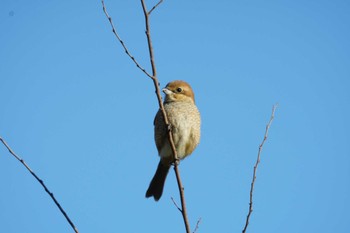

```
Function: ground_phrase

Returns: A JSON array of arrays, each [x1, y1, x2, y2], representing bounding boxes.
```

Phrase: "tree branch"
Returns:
[[172, 163, 191, 232], [0, 137, 79, 233], [242, 104, 278, 233]]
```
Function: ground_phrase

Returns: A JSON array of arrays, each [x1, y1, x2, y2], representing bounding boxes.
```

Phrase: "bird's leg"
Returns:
[[172, 158, 180, 166], [166, 123, 172, 132]]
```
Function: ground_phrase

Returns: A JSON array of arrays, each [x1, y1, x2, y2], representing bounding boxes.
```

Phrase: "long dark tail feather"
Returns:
[[146, 161, 170, 201]]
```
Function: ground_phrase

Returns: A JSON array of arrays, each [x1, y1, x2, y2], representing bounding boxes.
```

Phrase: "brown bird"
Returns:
[[146, 80, 201, 201]]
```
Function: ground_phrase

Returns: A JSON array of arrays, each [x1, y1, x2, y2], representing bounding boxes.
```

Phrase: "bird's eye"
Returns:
[[176, 87, 182, 93]]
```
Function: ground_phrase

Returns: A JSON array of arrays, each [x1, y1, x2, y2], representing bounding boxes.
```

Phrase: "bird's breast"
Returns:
[[158, 101, 201, 160]]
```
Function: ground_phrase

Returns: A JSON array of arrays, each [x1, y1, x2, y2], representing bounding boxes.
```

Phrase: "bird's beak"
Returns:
[[162, 88, 172, 95]]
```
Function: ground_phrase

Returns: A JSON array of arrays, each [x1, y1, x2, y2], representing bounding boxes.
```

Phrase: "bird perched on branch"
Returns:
[[146, 80, 201, 201]]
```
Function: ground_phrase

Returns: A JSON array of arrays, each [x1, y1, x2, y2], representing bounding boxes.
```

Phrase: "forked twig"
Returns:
[[0, 137, 79, 233], [242, 104, 278, 233]]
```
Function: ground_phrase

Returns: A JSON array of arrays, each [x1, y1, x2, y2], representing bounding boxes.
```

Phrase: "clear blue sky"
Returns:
[[1, 1, 349, 233]]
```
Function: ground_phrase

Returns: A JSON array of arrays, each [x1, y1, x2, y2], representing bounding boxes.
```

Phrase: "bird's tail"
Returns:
[[145, 161, 170, 201]]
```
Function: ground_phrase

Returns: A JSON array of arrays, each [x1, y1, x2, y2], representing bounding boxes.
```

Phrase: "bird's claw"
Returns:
[[167, 123, 172, 132]]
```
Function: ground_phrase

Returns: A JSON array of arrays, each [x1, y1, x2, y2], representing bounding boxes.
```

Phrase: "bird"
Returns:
[[146, 80, 201, 201]]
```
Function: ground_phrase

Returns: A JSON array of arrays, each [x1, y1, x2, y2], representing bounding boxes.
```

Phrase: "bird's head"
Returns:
[[162, 80, 195, 104]]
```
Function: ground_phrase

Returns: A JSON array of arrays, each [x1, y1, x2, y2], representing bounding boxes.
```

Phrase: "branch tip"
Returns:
[[242, 104, 277, 233]]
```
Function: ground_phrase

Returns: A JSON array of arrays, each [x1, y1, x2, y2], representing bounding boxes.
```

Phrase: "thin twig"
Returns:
[[101, 0, 153, 79], [0, 137, 79, 233], [192, 217, 202, 233], [171, 197, 182, 212], [242, 104, 277, 233], [148, 0, 164, 15]]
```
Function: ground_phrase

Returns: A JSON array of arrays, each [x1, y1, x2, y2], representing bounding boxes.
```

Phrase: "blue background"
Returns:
[[1, 1, 349, 232]]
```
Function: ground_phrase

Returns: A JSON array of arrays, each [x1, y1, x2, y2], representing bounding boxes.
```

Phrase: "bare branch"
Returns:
[[0, 137, 79, 233], [140, 0, 158, 81], [242, 104, 278, 233], [148, 0, 164, 15], [173, 163, 191, 232], [192, 217, 202, 233], [101, 0, 153, 79]]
